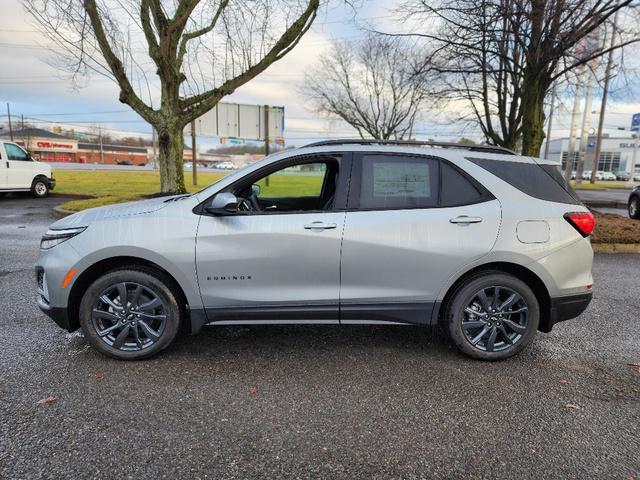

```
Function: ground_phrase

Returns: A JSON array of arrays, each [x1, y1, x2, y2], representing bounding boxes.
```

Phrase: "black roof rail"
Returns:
[[301, 139, 517, 155]]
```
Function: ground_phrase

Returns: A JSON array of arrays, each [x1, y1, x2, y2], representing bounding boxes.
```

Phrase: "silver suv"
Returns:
[[36, 140, 594, 361]]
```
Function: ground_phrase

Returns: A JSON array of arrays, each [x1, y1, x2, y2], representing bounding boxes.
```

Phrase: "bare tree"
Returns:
[[300, 34, 433, 140], [394, 0, 639, 156], [24, 0, 320, 193]]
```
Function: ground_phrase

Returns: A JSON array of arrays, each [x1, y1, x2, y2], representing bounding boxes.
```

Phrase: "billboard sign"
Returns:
[[190, 102, 284, 140], [631, 113, 640, 132]]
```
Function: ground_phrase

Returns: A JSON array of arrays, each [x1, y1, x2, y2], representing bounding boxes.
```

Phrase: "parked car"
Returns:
[[582, 170, 592, 180], [0, 141, 55, 197], [116, 160, 133, 166], [634, 172, 640, 182], [36, 140, 594, 361], [629, 186, 640, 219], [214, 161, 236, 170], [599, 171, 617, 181], [615, 171, 631, 181], [570, 171, 577, 180]]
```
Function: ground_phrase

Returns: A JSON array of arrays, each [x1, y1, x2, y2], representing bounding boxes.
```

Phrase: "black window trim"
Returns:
[[347, 151, 495, 212], [194, 152, 353, 216]]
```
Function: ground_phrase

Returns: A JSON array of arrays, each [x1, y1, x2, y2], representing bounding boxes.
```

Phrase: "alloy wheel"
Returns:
[[461, 286, 529, 353], [630, 199, 638, 217], [91, 282, 167, 351]]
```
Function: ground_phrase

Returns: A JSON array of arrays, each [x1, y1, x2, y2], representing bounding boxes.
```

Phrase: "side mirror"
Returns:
[[205, 192, 239, 215], [251, 184, 260, 196]]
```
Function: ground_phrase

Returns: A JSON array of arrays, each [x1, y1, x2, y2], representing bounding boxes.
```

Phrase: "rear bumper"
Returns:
[[543, 291, 593, 332]]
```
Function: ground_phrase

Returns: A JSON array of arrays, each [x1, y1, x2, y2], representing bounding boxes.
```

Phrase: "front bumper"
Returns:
[[47, 177, 56, 191], [543, 291, 593, 332], [37, 292, 72, 331]]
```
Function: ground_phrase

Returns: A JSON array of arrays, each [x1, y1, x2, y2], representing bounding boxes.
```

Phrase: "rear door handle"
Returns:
[[449, 215, 483, 225], [304, 221, 337, 230]]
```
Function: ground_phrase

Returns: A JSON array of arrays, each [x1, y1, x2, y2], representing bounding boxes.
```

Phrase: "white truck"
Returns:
[[0, 141, 55, 197]]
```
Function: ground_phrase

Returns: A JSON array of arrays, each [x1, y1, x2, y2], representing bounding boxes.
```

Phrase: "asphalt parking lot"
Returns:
[[1, 194, 639, 479]]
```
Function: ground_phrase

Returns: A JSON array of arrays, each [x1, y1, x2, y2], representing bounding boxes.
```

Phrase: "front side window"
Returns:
[[359, 155, 439, 209], [4, 143, 30, 161], [231, 157, 340, 213]]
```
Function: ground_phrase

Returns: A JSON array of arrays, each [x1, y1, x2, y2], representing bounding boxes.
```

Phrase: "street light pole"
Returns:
[[591, 8, 620, 184]]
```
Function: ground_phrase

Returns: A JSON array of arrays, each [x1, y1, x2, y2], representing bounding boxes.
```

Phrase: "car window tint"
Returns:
[[441, 161, 484, 207], [255, 162, 327, 198], [360, 155, 439, 209], [5, 143, 30, 161], [466, 157, 581, 205]]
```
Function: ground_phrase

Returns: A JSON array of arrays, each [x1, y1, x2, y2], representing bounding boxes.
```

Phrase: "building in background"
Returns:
[[0, 128, 79, 162], [546, 135, 639, 173]]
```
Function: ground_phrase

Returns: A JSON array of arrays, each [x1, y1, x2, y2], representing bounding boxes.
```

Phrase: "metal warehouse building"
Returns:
[[545, 135, 639, 174]]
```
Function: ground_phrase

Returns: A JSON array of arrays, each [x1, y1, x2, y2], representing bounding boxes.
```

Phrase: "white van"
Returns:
[[0, 141, 55, 197]]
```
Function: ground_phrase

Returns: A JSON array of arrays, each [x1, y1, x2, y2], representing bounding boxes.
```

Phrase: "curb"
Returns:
[[592, 243, 640, 253], [585, 200, 628, 209], [52, 205, 76, 218]]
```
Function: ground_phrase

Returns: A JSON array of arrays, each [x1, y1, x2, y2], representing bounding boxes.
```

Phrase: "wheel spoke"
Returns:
[[502, 319, 527, 335], [462, 320, 486, 330], [130, 285, 143, 308], [476, 290, 491, 312], [138, 297, 161, 311], [464, 307, 486, 317], [112, 325, 130, 349], [498, 325, 514, 344], [138, 320, 160, 341], [92, 309, 119, 322], [486, 327, 498, 352], [136, 312, 167, 321], [116, 283, 128, 307], [471, 326, 491, 345], [133, 324, 143, 349], [492, 287, 500, 309], [505, 307, 528, 315], [99, 294, 120, 311], [498, 293, 521, 312], [97, 323, 122, 337]]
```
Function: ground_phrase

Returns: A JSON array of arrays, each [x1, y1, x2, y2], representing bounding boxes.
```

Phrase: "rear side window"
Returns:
[[359, 154, 439, 209], [466, 157, 581, 205], [441, 162, 485, 207]]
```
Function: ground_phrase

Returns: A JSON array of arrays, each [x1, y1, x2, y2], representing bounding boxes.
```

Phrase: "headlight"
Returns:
[[40, 227, 87, 249]]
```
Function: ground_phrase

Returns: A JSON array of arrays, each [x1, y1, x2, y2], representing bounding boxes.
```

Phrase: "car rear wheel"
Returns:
[[629, 197, 640, 219], [31, 178, 49, 198], [445, 272, 540, 361], [79, 269, 181, 360]]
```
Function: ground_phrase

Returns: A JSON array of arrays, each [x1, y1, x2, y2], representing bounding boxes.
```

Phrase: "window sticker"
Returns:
[[372, 162, 430, 197]]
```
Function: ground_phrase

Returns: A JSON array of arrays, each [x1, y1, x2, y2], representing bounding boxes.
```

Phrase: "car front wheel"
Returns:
[[79, 268, 181, 360], [445, 272, 540, 361], [629, 197, 640, 219], [31, 178, 49, 198]]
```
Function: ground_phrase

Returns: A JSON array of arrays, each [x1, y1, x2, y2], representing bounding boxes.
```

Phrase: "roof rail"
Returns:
[[302, 139, 517, 155]]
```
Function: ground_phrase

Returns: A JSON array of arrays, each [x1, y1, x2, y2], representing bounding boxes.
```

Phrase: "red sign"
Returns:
[[36, 141, 73, 149]]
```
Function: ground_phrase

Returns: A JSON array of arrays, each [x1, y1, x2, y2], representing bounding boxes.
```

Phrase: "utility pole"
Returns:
[[564, 65, 586, 182], [591, 8, 620, 184], [191, 120, 198, 186], [264, 105, 270, 187], [6, 103, 14, 141], [98, 126, 104, 164], [544, 83, 557, 160], [576, 66, 596, 184]]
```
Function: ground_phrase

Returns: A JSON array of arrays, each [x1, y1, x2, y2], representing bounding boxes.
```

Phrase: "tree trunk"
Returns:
[[157, 126, 187, 194], [520, 73, 547, 157]]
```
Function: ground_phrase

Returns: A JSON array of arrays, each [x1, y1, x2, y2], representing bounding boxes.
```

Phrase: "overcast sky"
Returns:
[[1, 0, 638, 149]]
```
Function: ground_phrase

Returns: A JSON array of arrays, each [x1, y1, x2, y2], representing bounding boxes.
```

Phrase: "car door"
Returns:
[[339, 153, 501, 325], [195, 153, 351, 323], [4, 142, 35, 189]]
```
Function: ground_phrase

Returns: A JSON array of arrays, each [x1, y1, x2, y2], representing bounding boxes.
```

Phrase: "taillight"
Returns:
[[564, 212, 595, 237]]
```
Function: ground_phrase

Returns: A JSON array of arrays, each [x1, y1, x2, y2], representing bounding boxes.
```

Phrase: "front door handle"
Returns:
[[304, 221, 337, 230], [449, 215, 483, 225]]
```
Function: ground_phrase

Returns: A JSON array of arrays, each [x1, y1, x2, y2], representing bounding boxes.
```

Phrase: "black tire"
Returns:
[[31, 177, 49, 198], [445, 271, 539, 361], [629, 196, 640, 219], [79, 268, 181, 360]]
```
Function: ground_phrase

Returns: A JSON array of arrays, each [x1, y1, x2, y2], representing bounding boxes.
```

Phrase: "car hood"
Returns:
[[50, 196, 177, 229]]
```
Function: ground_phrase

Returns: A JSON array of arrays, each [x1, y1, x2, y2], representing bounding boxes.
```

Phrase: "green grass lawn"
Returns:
[[570, 180, 636, 190], [53, 169, 325, 212]]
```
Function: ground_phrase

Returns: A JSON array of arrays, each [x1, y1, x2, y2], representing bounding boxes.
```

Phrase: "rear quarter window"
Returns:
[[466, 157, 581, 205]]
